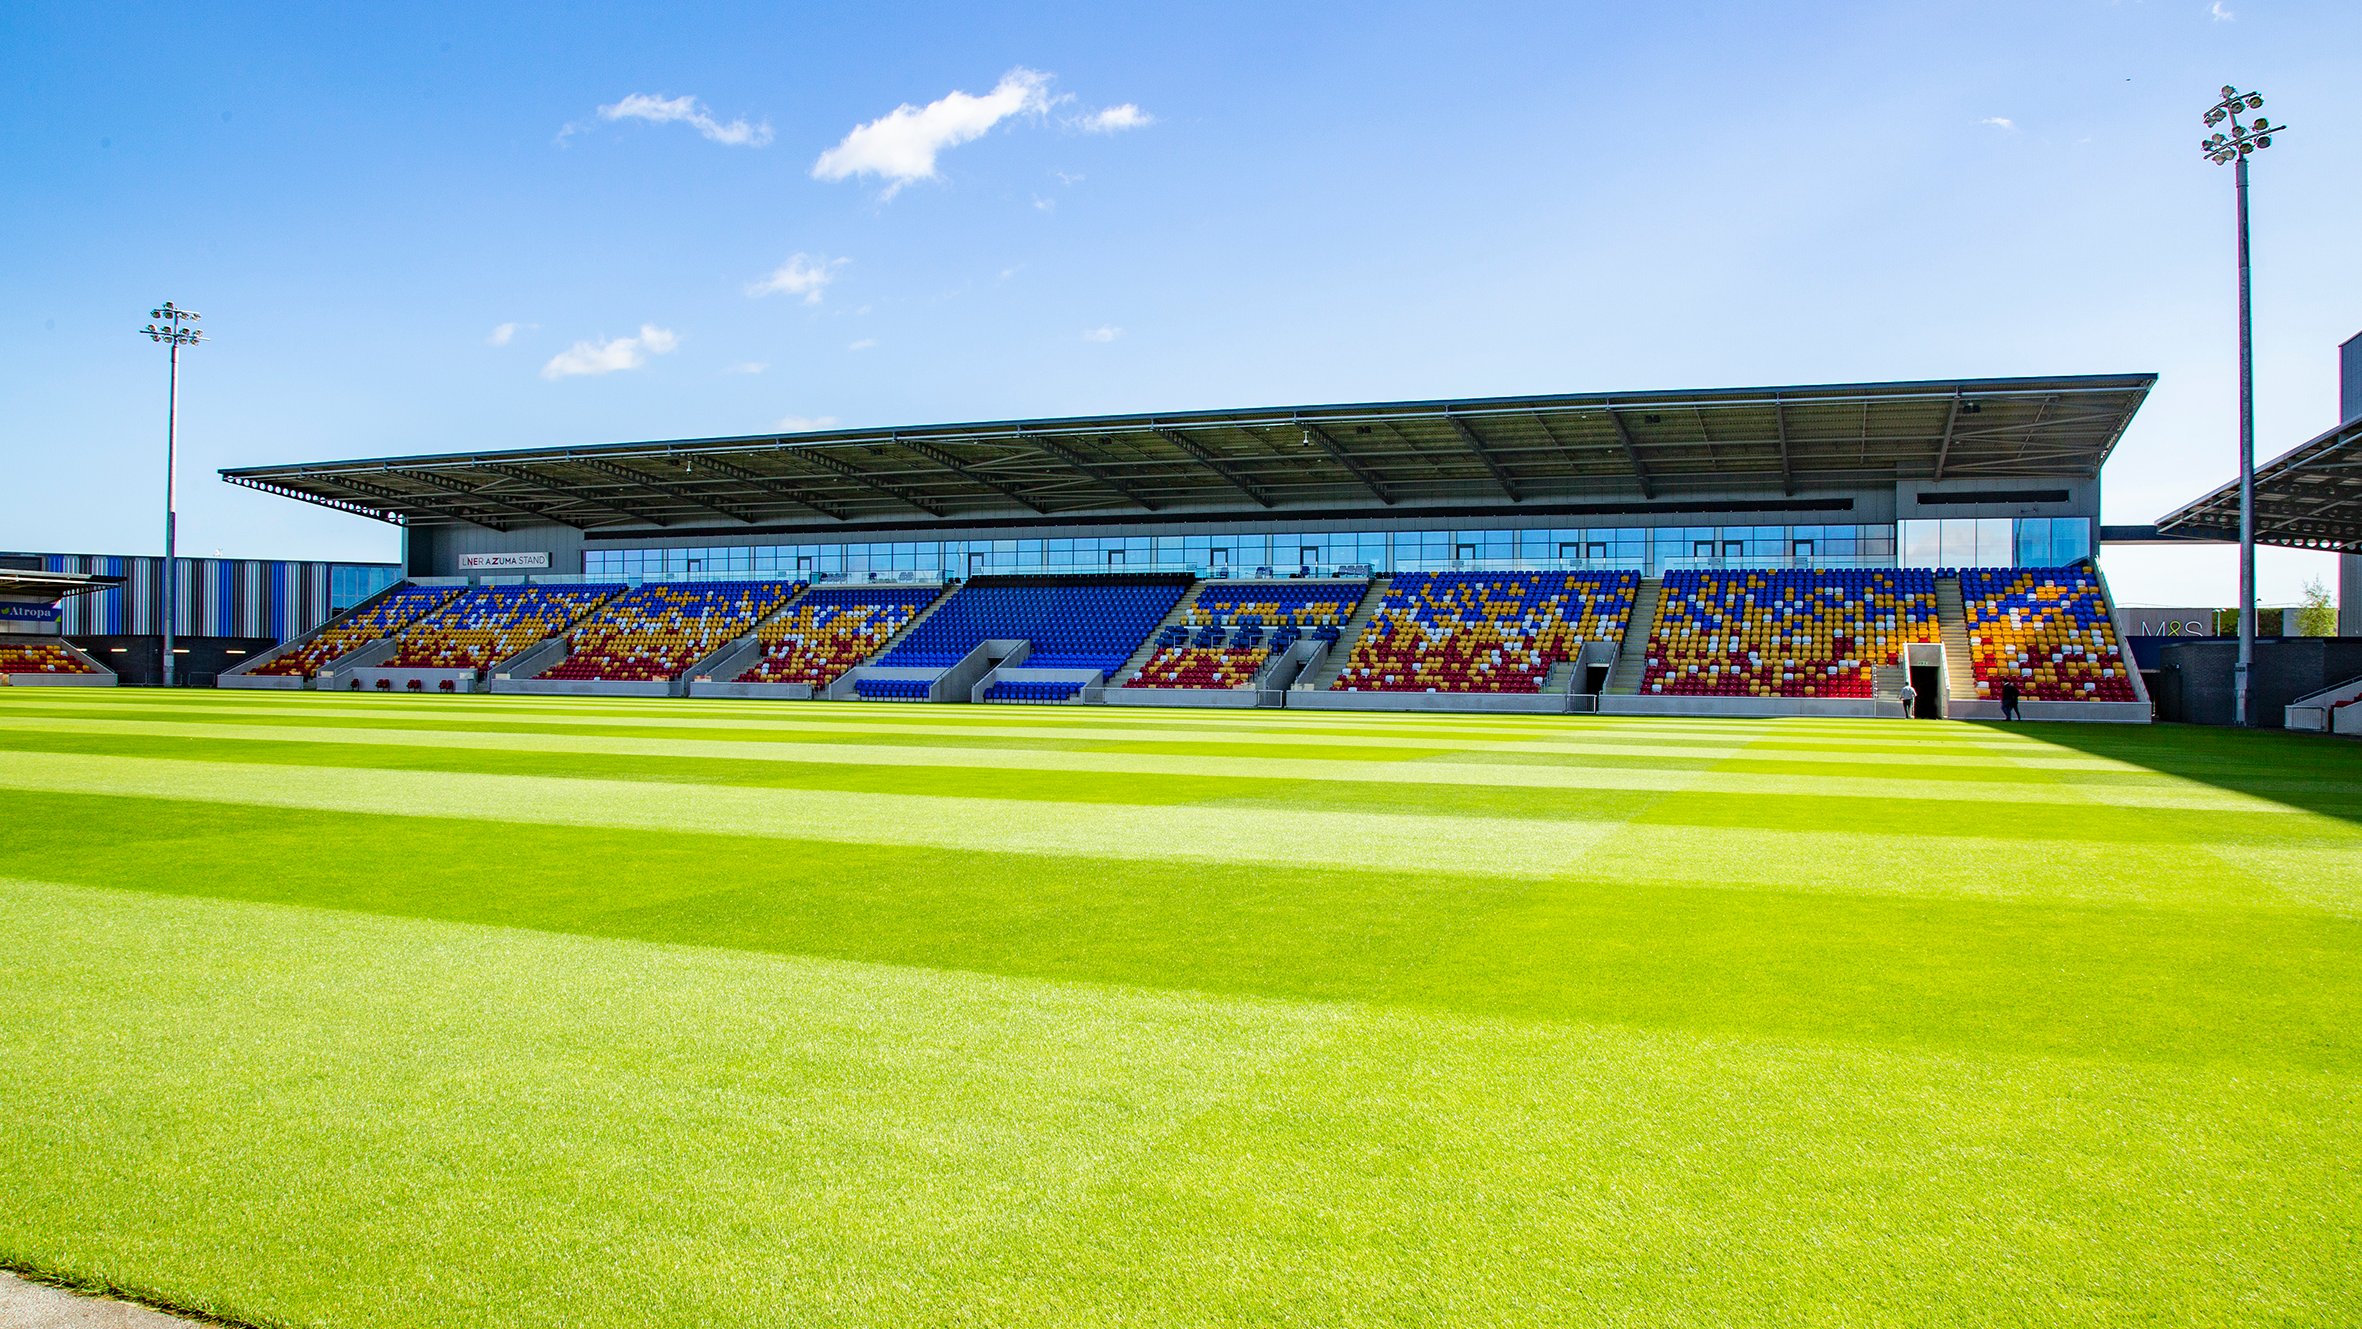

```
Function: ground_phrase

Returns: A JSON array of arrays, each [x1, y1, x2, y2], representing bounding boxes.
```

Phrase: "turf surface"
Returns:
[[0, 689, 2355, 1326]]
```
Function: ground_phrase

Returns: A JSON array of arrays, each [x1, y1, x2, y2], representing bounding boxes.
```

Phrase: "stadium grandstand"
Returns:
[[2, 551, 397, 685], [219, 374, 2162, 718], [0, 566, 121, 687]]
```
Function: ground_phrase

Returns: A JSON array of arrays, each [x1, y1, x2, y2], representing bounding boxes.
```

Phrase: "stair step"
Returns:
[[1604, 578, 1661, 695], [1301, 577, 1390, 690], [1933, 576, 1980, 699]]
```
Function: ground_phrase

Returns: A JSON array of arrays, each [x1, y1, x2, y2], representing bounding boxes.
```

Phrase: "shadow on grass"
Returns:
[[1976, 719, 2362, 827]]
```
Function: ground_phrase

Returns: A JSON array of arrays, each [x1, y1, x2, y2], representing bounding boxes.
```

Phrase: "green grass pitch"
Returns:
[[0, 688, 2355, 1326]]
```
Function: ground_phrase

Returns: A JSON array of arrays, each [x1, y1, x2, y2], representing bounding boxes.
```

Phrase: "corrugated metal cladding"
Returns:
[[27, 553, 400, 640]]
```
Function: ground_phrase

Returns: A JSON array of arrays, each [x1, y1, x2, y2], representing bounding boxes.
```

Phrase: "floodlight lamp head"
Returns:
[[2246, 93, 2263, 110], [2221, 84, 2238, 99]]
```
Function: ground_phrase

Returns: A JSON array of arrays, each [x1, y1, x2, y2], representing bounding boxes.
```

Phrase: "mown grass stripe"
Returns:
[[0, 692, 2073, 756], [0, 708, 2139, 773], [0, 714, 2307, 816], [0, 749, 1628, 878], [9, 727, 2332, 854], [0, 710, 2164, 780], [0, 691, 2354, 1328]]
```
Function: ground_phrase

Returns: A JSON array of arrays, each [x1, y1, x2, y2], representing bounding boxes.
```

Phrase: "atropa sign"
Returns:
[[457, 552, 552, 570], [0, 602, 60, 623]]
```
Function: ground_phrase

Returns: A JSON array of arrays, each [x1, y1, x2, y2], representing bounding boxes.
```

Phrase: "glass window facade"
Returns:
[[1896, 517, 2091, 569], [329, 563, 401, 611], [583, 523, 1920, 579]]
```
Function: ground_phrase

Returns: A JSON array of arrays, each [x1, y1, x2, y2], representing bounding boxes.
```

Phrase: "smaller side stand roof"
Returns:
[[2155, 415, 2362, 552]]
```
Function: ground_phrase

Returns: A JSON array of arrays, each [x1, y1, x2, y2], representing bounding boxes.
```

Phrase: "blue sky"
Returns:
[[3, 1, 2356, 604]]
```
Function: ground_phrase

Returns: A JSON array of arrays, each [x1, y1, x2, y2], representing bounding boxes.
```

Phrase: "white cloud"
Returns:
[[1979, 116, 2016, 131], [777, 414, 840, 432], [596, 93, 772, 146], [748, 253, 847, 303], [1081, 325, 1122, 343], [540, 325, 680, 380], [812, 68, 1054, 196], [1053, 170, 1085, 186], [725, 361, 767, 375], [1077, 104, 1152, 134], [847, 338, 877, 351], [486, 321, 533, 346], [1032, 195, 1055, 212], [2209, 1, 2234, 19]]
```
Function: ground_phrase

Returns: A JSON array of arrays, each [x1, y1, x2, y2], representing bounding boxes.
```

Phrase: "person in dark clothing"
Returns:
[[2000, 680, 2021, 721]]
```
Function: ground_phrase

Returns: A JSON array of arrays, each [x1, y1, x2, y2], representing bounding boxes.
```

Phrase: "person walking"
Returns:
[[2001, 679, 2022, 722], [1898, 680, 1918, 719]]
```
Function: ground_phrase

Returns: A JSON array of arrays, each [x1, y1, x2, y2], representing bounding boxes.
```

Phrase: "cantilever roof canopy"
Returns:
[[223, 374, 2154, 536], [0, 570, 125, 601], [2155, 414, 2362, 553]]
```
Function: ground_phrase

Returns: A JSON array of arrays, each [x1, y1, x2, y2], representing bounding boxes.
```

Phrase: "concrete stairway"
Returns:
[[1108, 582, 1211, 687], [1298, 576, 1392, 691], [676, 583, 814, 684], [1603, 578, 1662, 695], [1871, 663, 1907, 700], [1933, 576, 1979, 700]]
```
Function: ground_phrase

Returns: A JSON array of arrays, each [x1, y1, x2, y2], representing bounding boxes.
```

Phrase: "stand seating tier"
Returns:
[[0, 641, 98, 674], [1134, 581, 1365, 689], [1960, 563, 2136, 701], [1642, 569, 1938, 698], [1334, 571, 1636, 693], [545, 580, 799, 682], [249, 585, 458, 677], [736, 586, 939, 686], [875, 578, 1189, 674], [384, 584, 621, 674]]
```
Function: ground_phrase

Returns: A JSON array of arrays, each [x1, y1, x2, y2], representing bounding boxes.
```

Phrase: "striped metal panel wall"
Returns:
[[22, 552, 399, 641]]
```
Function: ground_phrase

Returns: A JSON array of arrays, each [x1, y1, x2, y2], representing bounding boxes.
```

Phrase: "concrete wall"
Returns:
[[1105, 687, 1265, 708], [406, 523, 588, 577], [2155, 637, 2362, 726], [1289, 690, 1579, 715], [1601, 694, 1891, 719]]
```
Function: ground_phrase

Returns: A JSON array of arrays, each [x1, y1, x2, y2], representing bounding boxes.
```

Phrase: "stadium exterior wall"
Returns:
[[8, 550, 400, 639], [398, 473, 2101, 581]]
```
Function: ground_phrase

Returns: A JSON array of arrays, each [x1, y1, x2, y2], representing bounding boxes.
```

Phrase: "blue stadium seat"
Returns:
[[875, 577, 1189, 675]]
